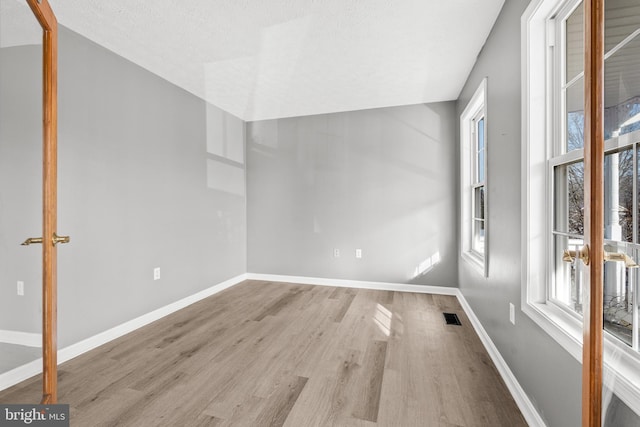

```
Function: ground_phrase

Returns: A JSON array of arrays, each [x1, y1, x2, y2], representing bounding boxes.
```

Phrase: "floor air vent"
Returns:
[[443, 312, 461, 325]]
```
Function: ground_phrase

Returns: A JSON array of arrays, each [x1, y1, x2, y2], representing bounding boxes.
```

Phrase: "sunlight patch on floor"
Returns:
[[374, 303, 392, 336]]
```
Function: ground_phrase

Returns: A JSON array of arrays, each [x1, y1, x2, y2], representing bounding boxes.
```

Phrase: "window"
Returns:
[[461, 78, 488, 275], [523, 0, 640, 413], [472, 114, 486, 255]]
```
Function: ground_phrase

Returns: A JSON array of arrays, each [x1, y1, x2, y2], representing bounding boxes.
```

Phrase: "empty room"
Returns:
[[1, 0, 640, 426]]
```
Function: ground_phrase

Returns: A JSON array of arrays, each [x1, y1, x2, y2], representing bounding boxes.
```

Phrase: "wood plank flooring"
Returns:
[[0, 281, 527, 426]]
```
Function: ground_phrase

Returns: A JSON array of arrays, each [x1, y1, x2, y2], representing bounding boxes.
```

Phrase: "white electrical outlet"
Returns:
[[355, 249, 362, 259], [509, 303, 515, 325], [333, 248, 340, 258], [17, 281, 24, 296], [154, 268, 161, 280]]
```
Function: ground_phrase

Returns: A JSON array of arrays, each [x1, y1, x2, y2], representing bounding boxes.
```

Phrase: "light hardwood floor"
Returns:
[[0, 281, 527, 426]]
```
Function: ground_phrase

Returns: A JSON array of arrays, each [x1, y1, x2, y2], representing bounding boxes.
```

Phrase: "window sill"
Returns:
[[461, 251, 486, 277], [523, 300, 640, 416]]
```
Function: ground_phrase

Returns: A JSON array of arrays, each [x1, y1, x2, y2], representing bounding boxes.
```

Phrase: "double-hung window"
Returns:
[[461, 79, 488, 275], [523, 0, 640, 413], [472, 113, 486, 256]]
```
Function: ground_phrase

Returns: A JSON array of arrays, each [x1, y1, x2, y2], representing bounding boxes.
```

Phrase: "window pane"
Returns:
[[477, 117, 485, 151], [553, 233, 584, 314], [472, 183, 485, 254], [605, 0, 640, 55], [477, 117, 485, 182], [638, 147, 640, 243], [566, 1, 584, 83], [566, 76, 585, 151], [603, 242, 636, 347], [604, 149, 634, 242], [473, 219, 485, 254], [554, 162, 584, 235], [478, 148, 485, 183], [604, 33, 640, 139], [474, 186, 485, 220]]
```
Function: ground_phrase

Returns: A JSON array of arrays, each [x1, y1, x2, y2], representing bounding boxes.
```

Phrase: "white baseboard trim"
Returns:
[[0, 358, 43, 392], [246, 273, 459, 296], [0, 273, 247, 392], [0, 330, 42, 348], [456, 292, 547, 427]]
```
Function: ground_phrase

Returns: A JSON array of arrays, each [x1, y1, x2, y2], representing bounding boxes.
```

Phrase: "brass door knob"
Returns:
[[604, 251, 638, 268], [562, 245, 590, 266], [52, 233, 70, 246], [21, 233, 70, 246], [562, 244, 638, 268], [21, 237, 43, 246]]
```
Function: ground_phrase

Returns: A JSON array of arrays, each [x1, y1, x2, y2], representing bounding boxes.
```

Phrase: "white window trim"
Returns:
[[521, 0, 640, 415], [461, 78, 489, 277]]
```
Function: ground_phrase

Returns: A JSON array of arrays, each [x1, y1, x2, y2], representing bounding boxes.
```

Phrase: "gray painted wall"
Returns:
[[0, 27, 246, 349], [456, 1, 639, 425], [247, 103, 457, 286], [0, 44, 43, 335]]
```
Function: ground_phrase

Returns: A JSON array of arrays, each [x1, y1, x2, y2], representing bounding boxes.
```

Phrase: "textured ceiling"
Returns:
[[0, 0, 42, 48], [5, 0, 505, 121]]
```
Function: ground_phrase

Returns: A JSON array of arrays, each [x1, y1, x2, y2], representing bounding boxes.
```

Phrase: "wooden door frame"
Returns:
[[582, 0, 605, 425], [24, 0, 59, 405]]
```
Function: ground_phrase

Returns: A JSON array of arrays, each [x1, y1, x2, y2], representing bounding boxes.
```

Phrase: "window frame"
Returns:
[[547, 0, 586, 319], [522, 0, 640, 414], [461, 78, 489, 276], [471, 112, 486, 256]]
